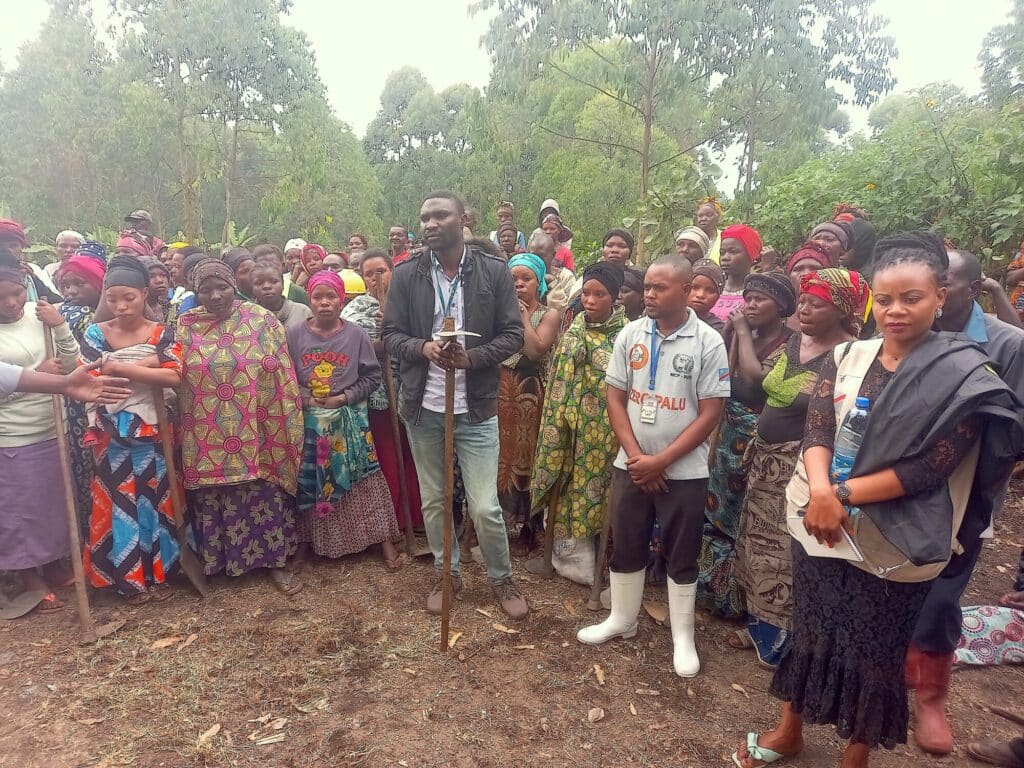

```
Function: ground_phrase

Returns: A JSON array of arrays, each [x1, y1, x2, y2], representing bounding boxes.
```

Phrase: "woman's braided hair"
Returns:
[[873, 230, 949, 284]]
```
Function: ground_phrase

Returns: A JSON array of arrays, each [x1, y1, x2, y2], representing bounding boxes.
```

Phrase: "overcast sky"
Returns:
[[0, 0, 1014, 138]]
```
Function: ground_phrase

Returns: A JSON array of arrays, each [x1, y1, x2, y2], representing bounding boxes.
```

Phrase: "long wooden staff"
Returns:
[[153, 388, 208, 596], [371, 280, 421, 556], [587, 493, 613, 611], [539, 477, 564, 579], [440, 317, 457, 653], [43, 327, 96, 642]]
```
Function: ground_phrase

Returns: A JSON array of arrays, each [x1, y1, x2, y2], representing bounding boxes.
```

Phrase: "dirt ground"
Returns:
[[1, 488, 1022, 768]]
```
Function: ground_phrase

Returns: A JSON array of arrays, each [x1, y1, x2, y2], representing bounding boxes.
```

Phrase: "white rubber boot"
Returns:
[[577, 570, 644, 645], [668, 578, 700, 677]]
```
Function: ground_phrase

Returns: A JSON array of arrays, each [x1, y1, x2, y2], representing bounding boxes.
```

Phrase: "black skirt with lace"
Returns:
[[769, 542, 929, 748]]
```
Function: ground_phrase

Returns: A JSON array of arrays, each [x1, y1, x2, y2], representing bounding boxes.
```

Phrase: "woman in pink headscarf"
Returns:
[[286, 270, 404, 569], [57, 241, 108, 529], [294, 243, 327, 289]]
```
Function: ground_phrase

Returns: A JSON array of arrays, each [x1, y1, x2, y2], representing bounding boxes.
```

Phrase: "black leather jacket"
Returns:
[[381, 245, 524, 423]]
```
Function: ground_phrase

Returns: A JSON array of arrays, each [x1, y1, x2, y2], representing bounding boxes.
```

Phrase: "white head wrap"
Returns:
[[56, 230, 85, 244], [284, 238, 307, 252]]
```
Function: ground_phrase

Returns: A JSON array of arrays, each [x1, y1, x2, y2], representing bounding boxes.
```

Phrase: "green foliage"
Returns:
[[750, 86, 1024, 267]]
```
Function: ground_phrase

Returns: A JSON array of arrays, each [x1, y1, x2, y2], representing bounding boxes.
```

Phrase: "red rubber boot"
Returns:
[[913, 650, 955, 755]]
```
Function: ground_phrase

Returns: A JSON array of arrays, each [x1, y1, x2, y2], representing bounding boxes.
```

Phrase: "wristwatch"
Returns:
[[834, 482, 852, 506]]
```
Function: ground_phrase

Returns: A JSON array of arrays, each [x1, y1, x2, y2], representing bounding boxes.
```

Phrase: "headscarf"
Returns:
[[74, 241, 108, 264], [833, 203, 869, 223], [720, 224, 763, 261], [621, 266, 645, 294], [582, 261, 624, 299], [603, 228, 635, 253], [192, 258, 236, 291], [58, 254, 106, 293], [223, 247, 254, 273], [698, 196, 725, 215], [799, 268, 862, 323], [116, 233, 151, 257], [301, 243, 327, 273], [0, 264, 25, 284], [104, 255, 149, 290], [498, 201, 515, 215], [785, 240, 834, 272], [285, 238, 307, 252], [848, 218, 878, 271], [497, 221, 518, 238], [542, 213, 573, 244], [508, 253, 548, 298], [674, 226, 711, 256], [0, 219, 28, 248], [141, 256, 170, 278], [307, 268, 346, 298], [56, 230, 84, 246], [182, 250, 212, 278], [744, 271, 797, 317], [810, 221, 852, 251], [167, 241, 190, 252], [692, 258, 725, 291]]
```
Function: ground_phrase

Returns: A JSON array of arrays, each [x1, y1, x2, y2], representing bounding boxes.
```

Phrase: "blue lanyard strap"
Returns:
[[432, 253, 463, 317], [648, 317, 689, 391]]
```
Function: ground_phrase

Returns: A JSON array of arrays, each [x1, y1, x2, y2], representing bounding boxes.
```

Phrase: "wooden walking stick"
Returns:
[[42, 326, 97, 643], [539, 477, 563, 579], [372, 281, 428, 557], [587, 500, 613, 611], [153, 388, 208, 596], [439, 317, 457, 653]]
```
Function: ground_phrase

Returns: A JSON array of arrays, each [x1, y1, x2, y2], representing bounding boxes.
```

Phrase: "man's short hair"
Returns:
[[423, 190, 465, 215]]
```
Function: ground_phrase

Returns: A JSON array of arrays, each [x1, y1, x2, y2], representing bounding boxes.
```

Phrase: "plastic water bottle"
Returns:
[[830, 396, 870, 486]]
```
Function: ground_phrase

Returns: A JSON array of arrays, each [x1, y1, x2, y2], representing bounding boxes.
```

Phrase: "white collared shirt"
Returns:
[[422, 247, 469, 414]]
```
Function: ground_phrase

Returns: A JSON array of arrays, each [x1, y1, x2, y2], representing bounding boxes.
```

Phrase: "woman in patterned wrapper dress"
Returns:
[[497, 253, 559, 556], [287, 269, 403, 569], [56, 241, 108, 533], [80, 257, 183, 605], [176, 258, 305, 596], [732, 268, 860, 665], [698, 271, 794, 618], [530, 262, 625, 583]]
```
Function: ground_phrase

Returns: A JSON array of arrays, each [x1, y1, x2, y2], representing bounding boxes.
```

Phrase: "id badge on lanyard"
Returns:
[[641, 320, 661, 424]]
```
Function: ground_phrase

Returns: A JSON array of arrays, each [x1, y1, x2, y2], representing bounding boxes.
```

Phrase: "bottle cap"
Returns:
[[855, 396, 870, 409]]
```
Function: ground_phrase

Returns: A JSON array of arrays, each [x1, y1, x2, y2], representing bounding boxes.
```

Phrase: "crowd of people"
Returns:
[[2, 192, 1024, 768]]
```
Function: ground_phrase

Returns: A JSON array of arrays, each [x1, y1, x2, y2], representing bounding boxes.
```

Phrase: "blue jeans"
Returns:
[[405, 412, 512, 585]]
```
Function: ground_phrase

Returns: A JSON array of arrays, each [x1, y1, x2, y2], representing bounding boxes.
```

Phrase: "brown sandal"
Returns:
[[35, 593, 65, 613], [384, 552, 409, 571], [149, 584, 175, 602], [270, 569, 303, 596], [125, 591, 151, 607], [728, 629, 754, 650]]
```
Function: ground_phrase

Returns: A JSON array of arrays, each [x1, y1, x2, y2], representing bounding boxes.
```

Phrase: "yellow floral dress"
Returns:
[[530, 307, 626, 539]]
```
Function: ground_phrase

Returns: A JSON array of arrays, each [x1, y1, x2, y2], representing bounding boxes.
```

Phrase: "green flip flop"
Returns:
[[732, 733, 787, 767]]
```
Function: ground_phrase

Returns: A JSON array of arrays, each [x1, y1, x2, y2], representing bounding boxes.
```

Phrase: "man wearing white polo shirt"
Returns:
[[577, 253, 729, 679]]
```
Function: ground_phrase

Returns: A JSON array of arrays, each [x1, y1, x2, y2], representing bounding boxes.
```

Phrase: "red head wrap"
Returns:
[[0, 219, 28, 248], [306, 269, 346, 299], [720, 224, 763, 261], [116, 234, 151, 257], [799, 268, 863, 322], [58, 255, 106, 294], [786, 240, 834, 273]]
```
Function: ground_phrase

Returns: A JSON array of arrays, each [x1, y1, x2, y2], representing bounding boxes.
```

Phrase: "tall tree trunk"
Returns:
[[637, 43, 659, 266], [171, 46, 200, 241], [743, 117, 756, 196], [222, 120, 239, 245]]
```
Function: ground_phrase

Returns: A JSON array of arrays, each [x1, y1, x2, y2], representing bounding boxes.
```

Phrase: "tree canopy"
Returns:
[[2, 0, 1024, 268]]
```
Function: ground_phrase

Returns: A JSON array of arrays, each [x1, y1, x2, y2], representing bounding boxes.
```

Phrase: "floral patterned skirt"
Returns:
[[188, 479, 297, 576]]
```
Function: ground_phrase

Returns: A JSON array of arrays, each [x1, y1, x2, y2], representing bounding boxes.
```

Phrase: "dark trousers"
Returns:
[[913, 531, 986, 653], [608, 469, 706, 584]]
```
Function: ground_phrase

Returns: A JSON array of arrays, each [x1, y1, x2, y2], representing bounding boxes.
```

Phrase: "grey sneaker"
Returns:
[[426, 575, 463, 615], [493, 580, 529, 619]]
